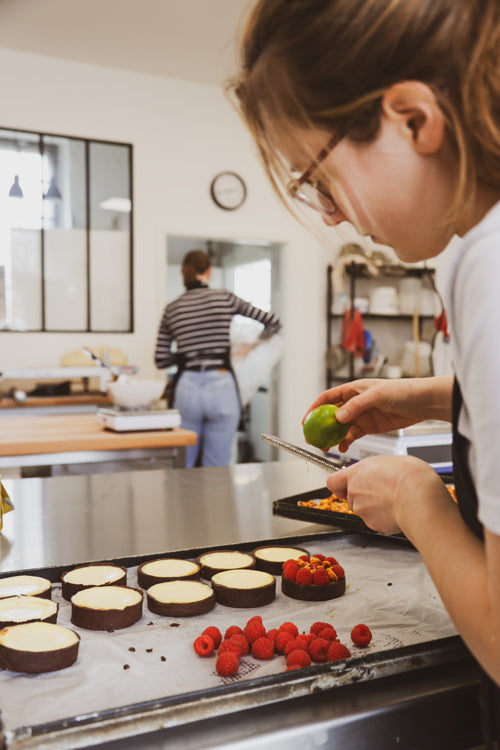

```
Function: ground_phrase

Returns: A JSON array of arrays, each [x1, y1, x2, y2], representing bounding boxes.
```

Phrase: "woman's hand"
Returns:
[[303, 376, 453, 452], [326, 454, 450, 536]]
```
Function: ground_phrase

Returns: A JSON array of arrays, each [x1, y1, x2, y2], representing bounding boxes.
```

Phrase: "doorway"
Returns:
[[166, 234, 283, 463]]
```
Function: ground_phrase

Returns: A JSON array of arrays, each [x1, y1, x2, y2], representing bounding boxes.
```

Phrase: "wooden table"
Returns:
[[0, 413, 197, 476]]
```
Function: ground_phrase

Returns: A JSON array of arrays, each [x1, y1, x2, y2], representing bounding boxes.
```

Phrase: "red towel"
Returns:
[[341, 309, 366, 357]]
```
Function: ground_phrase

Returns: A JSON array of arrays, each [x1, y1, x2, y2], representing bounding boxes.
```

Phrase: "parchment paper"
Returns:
[[0, 534, 457, 737]]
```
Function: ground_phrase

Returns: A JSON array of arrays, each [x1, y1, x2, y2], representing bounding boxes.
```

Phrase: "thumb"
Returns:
[[326, 469, 349, 499]]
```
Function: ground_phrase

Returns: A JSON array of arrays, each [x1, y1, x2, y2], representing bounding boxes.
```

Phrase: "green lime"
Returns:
[[303, 404, 350, 450]]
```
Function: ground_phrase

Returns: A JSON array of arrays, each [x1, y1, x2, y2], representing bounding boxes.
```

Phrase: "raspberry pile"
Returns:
[[192, 617, 372, 676], [282, 554, 345, 585]]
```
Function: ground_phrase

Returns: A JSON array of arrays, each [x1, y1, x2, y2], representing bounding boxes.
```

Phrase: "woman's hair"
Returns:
[[182, 249, 211, 289], [228, 0, 500, 225]]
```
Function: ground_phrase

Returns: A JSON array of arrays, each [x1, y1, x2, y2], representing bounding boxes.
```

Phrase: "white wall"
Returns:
[[0, 48, 348, 445]]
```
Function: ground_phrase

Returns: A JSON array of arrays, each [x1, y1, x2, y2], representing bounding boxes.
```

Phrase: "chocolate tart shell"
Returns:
[[146, 589, 215, 617], [0, 630, 80, 674], [0, 598, 59, 628], [252, 545, 310, 576], [211, 577, 276, 608], [70, 587, 143, 631], [281, 576, 346, 601], [0, 576, 52, 600], [61, 563, 127, 601], [137, 559, 201, 590], [196, 550, 255, 580]]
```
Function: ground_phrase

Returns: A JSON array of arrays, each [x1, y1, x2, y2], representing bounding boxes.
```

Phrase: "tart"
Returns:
[[0, 622, 80, 673], [71, 585, 143, 630], [147, 580, 215, 617], [137, 558, 200, 589], [0, 574, 52, 600], [252, 545, 309, 575], [281, 554, 346, 601], [0, 595, 58, 628], [197, 550, 255, 580], [61, 563, 127, 601], [211, 569, 276, 608]]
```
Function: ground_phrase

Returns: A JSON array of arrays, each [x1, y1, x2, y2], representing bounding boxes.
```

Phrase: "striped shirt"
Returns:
[[155, 284, 282, 370]]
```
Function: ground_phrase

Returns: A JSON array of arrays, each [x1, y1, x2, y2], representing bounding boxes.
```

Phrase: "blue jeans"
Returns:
[[174, 369, 241, 467]]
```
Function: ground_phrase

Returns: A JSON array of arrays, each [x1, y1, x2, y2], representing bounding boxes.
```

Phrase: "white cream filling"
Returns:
[[63, 565, 124, 586], [71, 586, 142, 610], [0, 575, 51, 599], [149, 580, 213, 604], [0, 622, 78, 652], [254, 547, 305, 563], [0, 596, 57, 623], [212, 570, 274, 589], [141, 559, 198, 578], [199, 552, 253, 569]]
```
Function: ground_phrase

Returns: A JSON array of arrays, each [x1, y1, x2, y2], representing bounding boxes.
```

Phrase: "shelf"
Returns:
[[329, 313, 436, 320]]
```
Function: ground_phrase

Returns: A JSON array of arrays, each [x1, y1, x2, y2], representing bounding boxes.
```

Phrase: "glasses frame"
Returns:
[[286, 128, 346, 212]]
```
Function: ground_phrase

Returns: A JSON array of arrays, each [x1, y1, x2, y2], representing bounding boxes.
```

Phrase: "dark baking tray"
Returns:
[[272, 472, 455, 543]]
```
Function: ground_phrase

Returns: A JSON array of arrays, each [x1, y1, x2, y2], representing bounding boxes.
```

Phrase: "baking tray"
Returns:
[[0, 529, 466, 750], [272, 473, 455, 541]]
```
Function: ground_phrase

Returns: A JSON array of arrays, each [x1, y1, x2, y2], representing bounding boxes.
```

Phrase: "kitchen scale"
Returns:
[[327, 420, 453, 473], [97, 408, 181, 432]]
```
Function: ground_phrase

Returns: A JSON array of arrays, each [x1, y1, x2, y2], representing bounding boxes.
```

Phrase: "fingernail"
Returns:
[[336, 409, 346, 421]]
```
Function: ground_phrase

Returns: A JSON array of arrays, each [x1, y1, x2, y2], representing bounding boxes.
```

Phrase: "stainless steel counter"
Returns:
[[0, 462, 484, 750]]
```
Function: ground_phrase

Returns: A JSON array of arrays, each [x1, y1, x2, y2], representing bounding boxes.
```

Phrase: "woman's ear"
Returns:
[[382, 82, 446, 154]]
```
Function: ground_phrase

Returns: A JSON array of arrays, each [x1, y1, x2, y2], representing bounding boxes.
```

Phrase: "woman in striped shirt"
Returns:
[[155, 249, 281, 467]]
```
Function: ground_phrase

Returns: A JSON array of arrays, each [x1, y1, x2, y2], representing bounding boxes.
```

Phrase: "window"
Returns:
[[0, 128, 133, 332]]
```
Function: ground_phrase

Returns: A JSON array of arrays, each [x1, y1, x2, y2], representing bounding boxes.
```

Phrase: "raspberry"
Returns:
[[224, 625, 243, 640], [286, 649, 311, 668], [286, 664, 302, 671], [309, 638, 329, 663], [317, 626, 337, 641], [325, 557, 338, 565], [243, 620, 267, 644], [279, 622, 299, 637], [302, 633, 316, 647], [216, 651, 239, 676], [275, 630, 295, 654], [312, 568, 330, 585], [351, 624, 372, 647], [312, 553, 326, 562], [310, 621, 331, 636], [327, 642, 352, 661], [283, 561, 299, 581], [193, 634, 215, 657], [296, 567, 313, 585], [219, 639, 242, 656], [228, 634, 249, 656], [251, 636, 274, 659], [202, 626, 222, 649], [246, 615, 263, 625], [267, 628, 279, 648], [298, 555, 310, 562], [283, 636, 309, 656], [332, 564, 345, 579]]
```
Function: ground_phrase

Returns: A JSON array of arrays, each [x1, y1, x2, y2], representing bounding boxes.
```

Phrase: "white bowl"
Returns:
[[107, 379, 165, 411]]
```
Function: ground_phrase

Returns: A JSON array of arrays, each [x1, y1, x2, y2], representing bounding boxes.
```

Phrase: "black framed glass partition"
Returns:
[[0, 128, 133, 332]]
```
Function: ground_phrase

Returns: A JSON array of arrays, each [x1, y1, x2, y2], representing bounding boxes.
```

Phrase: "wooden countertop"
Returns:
[[0, 393, 112, 409], [0, 413, 197, 456]]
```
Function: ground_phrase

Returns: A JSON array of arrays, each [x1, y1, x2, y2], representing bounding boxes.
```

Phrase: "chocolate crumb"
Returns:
[[107, 627, 115, 633], [170, 622, 180, 628], [161, 656, 166, 662], [147, 622, 154, 626], [123, 664, 130, 670], [387, 582, 393, 586], [128, 647, 136, 652], [146, 648, 153, 653]]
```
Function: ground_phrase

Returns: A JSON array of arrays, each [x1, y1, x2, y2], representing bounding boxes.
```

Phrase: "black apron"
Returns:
[[452, 377, 500, 748]]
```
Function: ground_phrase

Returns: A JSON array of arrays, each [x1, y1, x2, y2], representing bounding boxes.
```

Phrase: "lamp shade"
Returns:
[[8, 175, 23, 198], [44, 177, 62, 199]]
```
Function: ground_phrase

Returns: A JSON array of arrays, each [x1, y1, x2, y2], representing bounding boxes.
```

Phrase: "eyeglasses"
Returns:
[[287, 130, 345, 214]]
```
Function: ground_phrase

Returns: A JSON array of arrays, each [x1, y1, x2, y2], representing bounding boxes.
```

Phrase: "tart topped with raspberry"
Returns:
[[281, 553, 346, 601]]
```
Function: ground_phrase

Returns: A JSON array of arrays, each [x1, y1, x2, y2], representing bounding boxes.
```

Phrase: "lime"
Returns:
[[303, 404, 350, 450]]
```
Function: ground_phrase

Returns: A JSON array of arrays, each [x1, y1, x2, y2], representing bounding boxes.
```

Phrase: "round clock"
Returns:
[[210, 171, 247, 211]]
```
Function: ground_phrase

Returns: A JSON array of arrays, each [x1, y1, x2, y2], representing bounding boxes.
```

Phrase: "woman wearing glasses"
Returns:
[[155, 249, 281, 467], [229, 0, 500, 740]]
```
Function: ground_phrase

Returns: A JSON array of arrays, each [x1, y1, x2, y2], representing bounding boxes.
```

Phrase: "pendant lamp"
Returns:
[[44, 176, 62, 200], [8, 175, 23, 198]]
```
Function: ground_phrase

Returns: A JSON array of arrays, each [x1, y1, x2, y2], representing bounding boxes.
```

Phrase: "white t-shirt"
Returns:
[[444, 200, 500, 535]]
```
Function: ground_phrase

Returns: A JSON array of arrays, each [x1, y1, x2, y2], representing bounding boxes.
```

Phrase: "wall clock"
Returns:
[[210, 171, 247, 211]]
